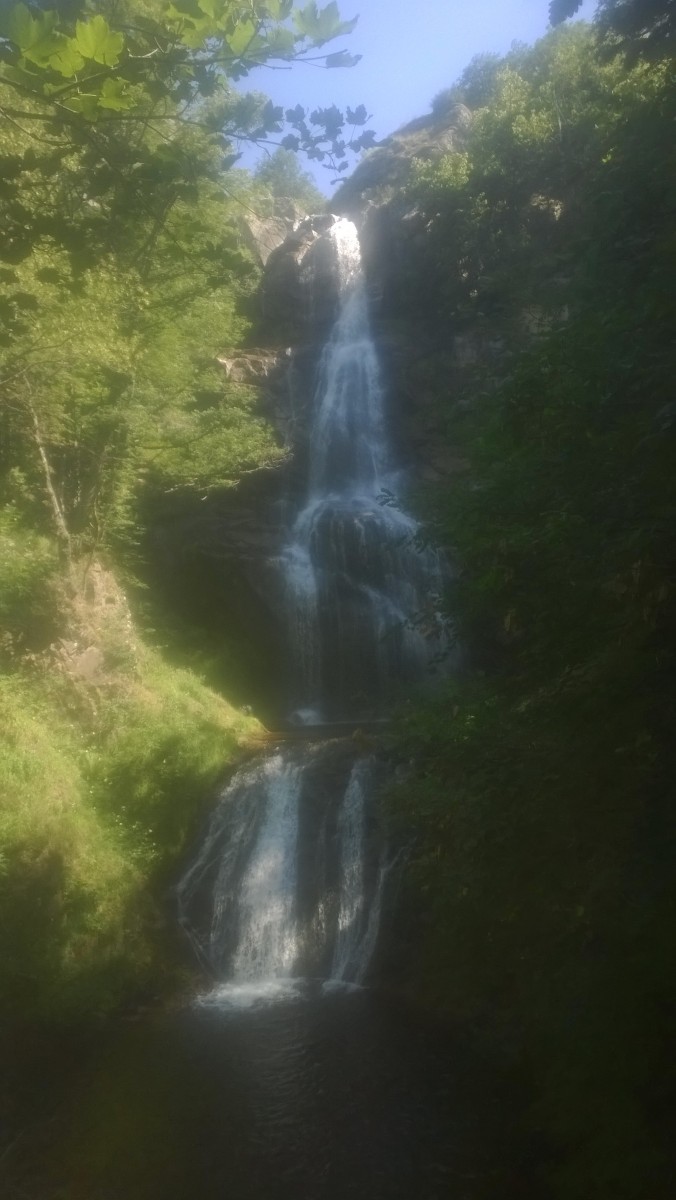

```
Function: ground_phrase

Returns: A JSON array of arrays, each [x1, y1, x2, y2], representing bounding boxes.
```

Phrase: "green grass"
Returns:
[[0, 641, 255, 1026]]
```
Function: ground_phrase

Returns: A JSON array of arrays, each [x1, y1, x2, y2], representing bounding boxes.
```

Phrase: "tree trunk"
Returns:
[[28, 401, 72, 563]]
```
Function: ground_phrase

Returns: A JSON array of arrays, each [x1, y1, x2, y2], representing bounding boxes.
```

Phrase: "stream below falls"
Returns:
[[9, 988, 529, 1200]]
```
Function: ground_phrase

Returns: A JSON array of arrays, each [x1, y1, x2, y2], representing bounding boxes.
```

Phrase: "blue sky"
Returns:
[[241, 0, 596, 192]]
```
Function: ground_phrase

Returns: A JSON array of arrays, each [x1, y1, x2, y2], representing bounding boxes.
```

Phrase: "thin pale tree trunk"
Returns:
[[28, 401, 72, 562]]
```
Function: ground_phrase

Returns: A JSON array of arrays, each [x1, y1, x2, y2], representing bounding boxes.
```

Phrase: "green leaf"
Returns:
[[23, 32, 62, 68], [47, 37, 85, 78], [293, 2, 358, 47], [5, 4, 69, 71], [227, 19, 257, 56], [62, 92, 100, 120], [261, 27, 296, 56], [165, 3, 214, 47], [75, 15, 124, 67], [325, 49, 360, 67], [261, 0, 294, 17], [6, 3, 44, 50], [97, 78, 134, 111], [176, 20, 209, 50]]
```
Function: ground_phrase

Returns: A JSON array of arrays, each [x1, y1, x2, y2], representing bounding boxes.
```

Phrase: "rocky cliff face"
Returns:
[[333, 104, 472, 316], [237, 197, 308, 267], [333, 104, 472, 212], [257, 103, 473, 330]]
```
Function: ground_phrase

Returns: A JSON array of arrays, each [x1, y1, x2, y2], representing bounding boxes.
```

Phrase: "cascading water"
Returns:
[[178, 217, 448, 1007], [177, 746, 383, 1006], [330, 756, 382, 985], [230, 756, 301, 982], [282, 217, 447, 724]]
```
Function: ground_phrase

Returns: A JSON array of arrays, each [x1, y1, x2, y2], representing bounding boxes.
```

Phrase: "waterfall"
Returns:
[[281, 217, 447, 724], [230, 756, 301, 981], [330, 756, 384, 984], [178, 218, 448, 1007], [178, 747, 384, 1007]]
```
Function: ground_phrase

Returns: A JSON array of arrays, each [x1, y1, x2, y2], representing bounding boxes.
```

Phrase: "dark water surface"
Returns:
[[19, 988, 528, 1200]]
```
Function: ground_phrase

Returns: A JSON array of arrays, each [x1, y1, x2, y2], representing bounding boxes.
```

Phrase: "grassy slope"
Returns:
[[0, 541, 256, 1027]]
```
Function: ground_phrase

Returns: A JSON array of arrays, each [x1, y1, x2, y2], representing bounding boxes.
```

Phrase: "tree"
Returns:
[[432, 51, 502, 113], [254, 146, 324, 209], [395, 23, 676, 1197], [549, 0, 585, 21], [0, 1, 374, 552], [0, 1, 374, 273], [550, 0, 676, 59]]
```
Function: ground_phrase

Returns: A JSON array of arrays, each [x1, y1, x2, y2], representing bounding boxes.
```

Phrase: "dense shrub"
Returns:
[[392, 22, 676, 1199]]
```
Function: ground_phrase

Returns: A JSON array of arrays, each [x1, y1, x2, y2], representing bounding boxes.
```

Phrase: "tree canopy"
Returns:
[[0, 0, 368, 1038], [0, 0, 372, 558], [0, 0, 374, 274], [393, 19, 676, 1198], [253, 145, 324, 209], [550, 0, 676, 59]]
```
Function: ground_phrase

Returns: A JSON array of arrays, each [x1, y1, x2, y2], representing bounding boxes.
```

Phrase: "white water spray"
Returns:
[[281, 217, 448, 722], [230, 756, 301, 981]]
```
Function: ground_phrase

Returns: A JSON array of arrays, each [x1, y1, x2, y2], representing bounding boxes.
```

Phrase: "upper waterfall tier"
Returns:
[[280, 217, 449, 725], [308, 224, 388, 497]]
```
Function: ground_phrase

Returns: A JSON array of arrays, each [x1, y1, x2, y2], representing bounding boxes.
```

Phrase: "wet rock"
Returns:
[[216, 348, 289, 384], [261, 214, 345, 338]]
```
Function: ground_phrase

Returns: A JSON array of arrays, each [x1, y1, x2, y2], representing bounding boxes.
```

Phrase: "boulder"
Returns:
[[216, 348, 289, 384]]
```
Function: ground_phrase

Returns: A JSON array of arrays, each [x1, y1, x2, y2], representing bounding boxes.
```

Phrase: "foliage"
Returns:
[[0, 70, 292, 556], [550, 0, 676, 61], [0, 0, 374, 178], [550, 0, 589, 22], [431, 52, 501, 114], [253, 145, 324, 209], [0, 0, 363, 1034], [0, 506, 58, 652], [0, 0, 372, 285], [0, 203, 283, 551], [0, 630, 254, 1025], [394, 21, 676, 1200], [0, 0, 371, 552], [408, 24, 667, 325]]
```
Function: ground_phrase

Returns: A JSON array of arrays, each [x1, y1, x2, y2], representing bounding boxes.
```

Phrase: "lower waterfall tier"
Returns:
[[177, 743, 386, 1006]]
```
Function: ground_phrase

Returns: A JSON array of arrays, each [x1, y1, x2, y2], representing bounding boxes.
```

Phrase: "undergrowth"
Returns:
[[0, 529, 255, 1026]]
